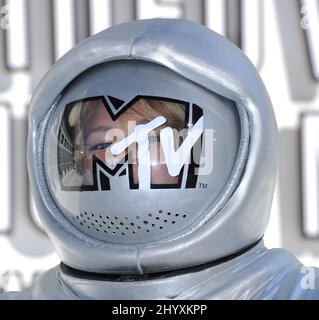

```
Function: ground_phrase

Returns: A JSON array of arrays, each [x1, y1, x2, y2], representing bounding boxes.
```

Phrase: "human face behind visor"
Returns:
[[61, 97, 187, 190]]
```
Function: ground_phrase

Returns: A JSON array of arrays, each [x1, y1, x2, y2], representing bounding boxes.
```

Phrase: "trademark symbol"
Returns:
[[199, 183, 208, 189]]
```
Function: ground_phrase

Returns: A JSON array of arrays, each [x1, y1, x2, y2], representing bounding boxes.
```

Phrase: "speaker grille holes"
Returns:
[[74, 210, 190, 240]]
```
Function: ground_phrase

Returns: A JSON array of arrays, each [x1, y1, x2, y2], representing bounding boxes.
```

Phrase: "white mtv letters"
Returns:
[[111, 116, 204, 190]]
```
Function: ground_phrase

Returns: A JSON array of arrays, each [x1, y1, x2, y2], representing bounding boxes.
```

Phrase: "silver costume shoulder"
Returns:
[[2, 243, 319, 300]]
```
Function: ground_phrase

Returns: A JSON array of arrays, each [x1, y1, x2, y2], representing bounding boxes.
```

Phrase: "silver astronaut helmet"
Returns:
[[44, 60, 241, 245], [28, 19, 278, 273]]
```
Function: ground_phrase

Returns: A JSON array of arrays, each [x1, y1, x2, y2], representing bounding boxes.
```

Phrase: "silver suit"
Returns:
[[1, 19, 319, 300], [2, 241, 319, 299]]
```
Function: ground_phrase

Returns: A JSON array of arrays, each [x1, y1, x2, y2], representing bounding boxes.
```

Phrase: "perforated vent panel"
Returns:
[[71, 210, 189, 244]]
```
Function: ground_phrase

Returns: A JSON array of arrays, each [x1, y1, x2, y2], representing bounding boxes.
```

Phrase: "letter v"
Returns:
[[160, 116, 204, 177]]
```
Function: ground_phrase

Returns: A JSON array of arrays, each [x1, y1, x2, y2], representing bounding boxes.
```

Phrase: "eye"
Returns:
[[88, 142, 111, 152]]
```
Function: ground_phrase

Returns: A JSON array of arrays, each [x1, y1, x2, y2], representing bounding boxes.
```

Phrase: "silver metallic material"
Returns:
[[2, 19, 318, 300], [27, 18, 276, 274], [44, 60, 241, 245], [2, 241, 319, 300]]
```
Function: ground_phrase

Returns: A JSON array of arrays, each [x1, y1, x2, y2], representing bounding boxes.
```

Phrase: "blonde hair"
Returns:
[[120, 98, 185, 130]]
